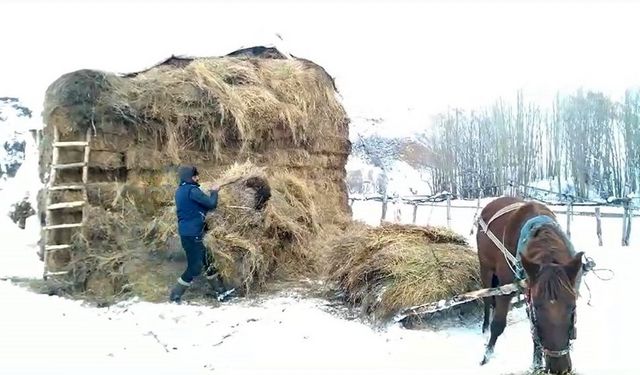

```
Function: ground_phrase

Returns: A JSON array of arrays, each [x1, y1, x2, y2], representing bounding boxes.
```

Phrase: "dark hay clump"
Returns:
[[8, 197, 35, 229]]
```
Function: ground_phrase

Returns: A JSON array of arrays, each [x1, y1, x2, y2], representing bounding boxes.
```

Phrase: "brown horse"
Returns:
[[476, 196, 583, 373]]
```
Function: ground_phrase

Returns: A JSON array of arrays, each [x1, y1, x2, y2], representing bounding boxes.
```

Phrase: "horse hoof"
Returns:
[[480, 355, 492, 366], [480, 349, 494, 366]]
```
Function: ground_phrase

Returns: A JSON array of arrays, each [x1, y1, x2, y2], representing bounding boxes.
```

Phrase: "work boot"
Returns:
[[169, 279, 190, 303], [206, 273, 235, 302]]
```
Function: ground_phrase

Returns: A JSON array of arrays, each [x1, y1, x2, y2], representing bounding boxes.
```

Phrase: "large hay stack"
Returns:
[[39, 47, 351, 302], [326, 223, 481, 322]]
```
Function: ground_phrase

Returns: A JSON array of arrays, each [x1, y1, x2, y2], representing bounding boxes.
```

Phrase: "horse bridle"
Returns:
[[525, 289, 575, 358]]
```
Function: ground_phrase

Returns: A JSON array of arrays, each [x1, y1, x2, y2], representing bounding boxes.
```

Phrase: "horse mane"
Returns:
[[527, 227, 568, 263], [527, 225, 577, 301], [533, 264, 577, 300]]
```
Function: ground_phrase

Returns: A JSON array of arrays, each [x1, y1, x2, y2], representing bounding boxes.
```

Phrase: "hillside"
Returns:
[[0, 97, 32, 181], [347, 115, 436, 196], [0, 97, 40, 228]]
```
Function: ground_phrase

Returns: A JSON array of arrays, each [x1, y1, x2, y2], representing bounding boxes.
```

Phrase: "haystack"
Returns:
[[326, 223, 481, 322], [38, 46, 351, 302]]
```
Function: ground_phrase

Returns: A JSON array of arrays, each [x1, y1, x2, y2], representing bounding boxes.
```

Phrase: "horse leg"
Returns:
[[480, 294, 511, 365], [480, 268, 495, 334], [482, 297, 492, 334]]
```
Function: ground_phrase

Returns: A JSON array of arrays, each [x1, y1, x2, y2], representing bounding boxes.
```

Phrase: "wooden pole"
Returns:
[[622, 201, 631, 246], [412, 203, 418, 224], [380, 177, 389, 223], [626, 209, 632, 246], [393, 197, 402, 223], [446, 194, 452, 228], [595, 207, 603, 246], [622, 203, 628, 246], [394, 280, 527, 322], [469, 191, 483, 235], [566, 201, 572, 239], [628, 208, 633, 245]]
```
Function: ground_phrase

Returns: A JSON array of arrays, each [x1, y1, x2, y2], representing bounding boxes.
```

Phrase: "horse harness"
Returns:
[[524, 286, 575, 358], [477, 202, 577, 359]]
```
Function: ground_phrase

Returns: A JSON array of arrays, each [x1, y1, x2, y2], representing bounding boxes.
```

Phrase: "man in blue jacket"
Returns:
[[169, 166, 229, 303]]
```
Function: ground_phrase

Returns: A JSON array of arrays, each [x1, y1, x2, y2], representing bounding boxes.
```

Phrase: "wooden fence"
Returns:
[[349, 186, 636, 247]]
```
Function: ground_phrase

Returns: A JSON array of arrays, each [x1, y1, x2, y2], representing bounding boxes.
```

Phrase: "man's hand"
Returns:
[[202, 182, 219, 192]]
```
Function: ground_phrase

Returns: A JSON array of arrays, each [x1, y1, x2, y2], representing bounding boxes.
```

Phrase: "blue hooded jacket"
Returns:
[[175, 166, 218, 237]]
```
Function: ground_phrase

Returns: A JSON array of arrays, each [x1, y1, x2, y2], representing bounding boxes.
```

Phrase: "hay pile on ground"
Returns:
[[326, 222, 481, 322]]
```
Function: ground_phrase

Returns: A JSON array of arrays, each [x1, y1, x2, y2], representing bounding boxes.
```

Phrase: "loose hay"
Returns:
[[203, 162, 319, 295], [55, 161, 325, 303], [43, 57, 349, 163], [326, 222, 481, 322], [63, 202, 184, 303]]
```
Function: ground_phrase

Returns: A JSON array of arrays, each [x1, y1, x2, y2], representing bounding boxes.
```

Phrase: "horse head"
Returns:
[[521, 250, 584, 374]]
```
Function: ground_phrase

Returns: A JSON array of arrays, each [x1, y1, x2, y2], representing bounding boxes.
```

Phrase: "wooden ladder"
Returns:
[[43, 127, 92, 279]]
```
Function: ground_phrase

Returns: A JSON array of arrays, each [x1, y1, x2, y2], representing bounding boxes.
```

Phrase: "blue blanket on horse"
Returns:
[[515, 215, 581, 289]]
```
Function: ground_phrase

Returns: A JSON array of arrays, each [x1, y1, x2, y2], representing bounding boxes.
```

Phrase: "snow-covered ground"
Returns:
[[1, 192, 636, 374]]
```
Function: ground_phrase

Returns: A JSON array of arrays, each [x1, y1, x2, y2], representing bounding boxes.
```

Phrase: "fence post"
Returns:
[[469, 191, 483, 235], [622, 202, 627, 246], [622, 200, 631, 246], [627, 206, 633, 246], [595, 207, 603, 246], [381, 199, 387, 224], [446, 194, 452, 228], [566, 200, 572, 239], [412, 203, 418, 224], [393, 197, 402, 223]]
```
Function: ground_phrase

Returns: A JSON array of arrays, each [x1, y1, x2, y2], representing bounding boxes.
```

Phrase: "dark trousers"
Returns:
[[179, 235, 216, 284]]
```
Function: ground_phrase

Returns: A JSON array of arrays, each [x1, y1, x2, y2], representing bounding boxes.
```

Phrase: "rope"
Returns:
[[580, 254, 614, 307], [476, 202, 524, 277], [478, 216, 519, 275], [583, 279, 593, 306]]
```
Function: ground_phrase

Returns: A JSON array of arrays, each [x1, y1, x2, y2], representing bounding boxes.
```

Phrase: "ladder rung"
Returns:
[[45, 271, 69, 277], [44, 223, 83, 230], [49, 184, 85, 191], [53, 162, 87, 170], [45, 244, 72, 251], [53, 141, 89, 147], [47, 201, 86, 210]]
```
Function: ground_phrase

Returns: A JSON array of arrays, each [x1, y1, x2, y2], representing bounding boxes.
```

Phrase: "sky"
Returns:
[[2, 0, 640, 135]]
